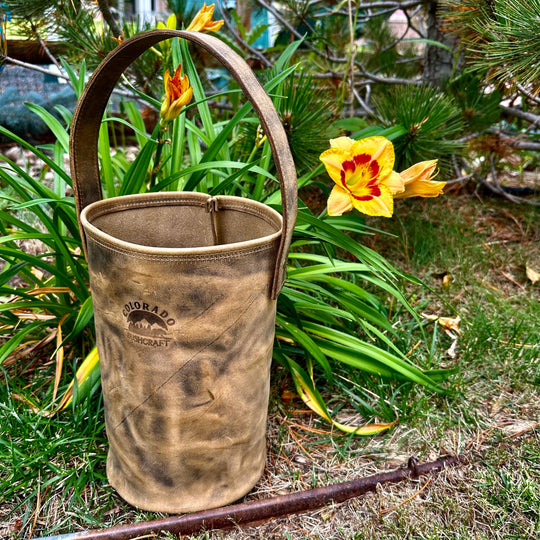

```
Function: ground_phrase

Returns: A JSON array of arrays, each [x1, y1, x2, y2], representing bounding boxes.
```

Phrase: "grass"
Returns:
[[1, 189, 539, 539]]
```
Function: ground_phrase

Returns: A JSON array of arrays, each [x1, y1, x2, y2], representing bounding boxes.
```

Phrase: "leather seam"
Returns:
[[87, 235, 278, 262]]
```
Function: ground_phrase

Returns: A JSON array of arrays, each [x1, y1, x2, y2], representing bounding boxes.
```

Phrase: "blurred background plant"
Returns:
[[2, 1, 538, 192]]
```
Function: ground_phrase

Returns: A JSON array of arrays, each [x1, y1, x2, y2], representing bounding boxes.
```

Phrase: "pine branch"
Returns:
[[441, 0, 540, 89], [6, 0, 56, 20], [4, 56, 69, 81], [517, 84, 540, 107], [31, 25, 63, 72], [500, 105, 540, 128], [96, 0, 122, 38], [254, 0, 419, 86], [319, 0, 424, 14]]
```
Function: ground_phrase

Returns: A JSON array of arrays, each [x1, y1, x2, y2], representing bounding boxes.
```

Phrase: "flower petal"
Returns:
[[329, 136, 355, 152], [320, 147, 348, 185], [327, 185, 354, 216], [395, 179, 446, 198], [395, 160, 445, 198], [342, 153, 379, 193], [382, 170, 405, 195], [400, 159, 438, 184], [160, 66, 193, 124], [166, 13, 177, 29], [203, 19, 224, 32], [351, 185, 394, 217], [186, 2, 223, 33], [350, 136, 395, 179]]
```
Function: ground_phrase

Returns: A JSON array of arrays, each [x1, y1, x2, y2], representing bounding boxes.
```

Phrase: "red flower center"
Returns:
[[340, 154, 382, 201]]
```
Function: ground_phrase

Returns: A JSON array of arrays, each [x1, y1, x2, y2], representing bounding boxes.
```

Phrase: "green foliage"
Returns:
[[0, 374, 108, 528], [441, 0, 540, 89], [1, 3, 539, 536], [445, 70, 503, 132], [0, 38, 441, 429], [4, 0, 58, 23], [0, 114, 93, 365], [237, 70, 339, 176], [373, 84, 465, 174]]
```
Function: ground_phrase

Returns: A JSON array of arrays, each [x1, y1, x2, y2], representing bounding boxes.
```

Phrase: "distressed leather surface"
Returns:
[[82, 193, 281, 512]]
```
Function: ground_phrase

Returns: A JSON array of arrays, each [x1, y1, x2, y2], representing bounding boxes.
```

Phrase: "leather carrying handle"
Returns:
[[69, 30, 297, 299]]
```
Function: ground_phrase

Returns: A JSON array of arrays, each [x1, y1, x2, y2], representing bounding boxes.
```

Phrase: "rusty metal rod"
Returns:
[[34, 454, 465, 540]]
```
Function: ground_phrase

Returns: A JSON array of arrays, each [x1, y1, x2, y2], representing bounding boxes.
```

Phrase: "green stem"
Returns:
[[170, 114, 186, 190], [318, 208, 328, 220], [253, 138, 271, 201], [149, 128, 168, 189]]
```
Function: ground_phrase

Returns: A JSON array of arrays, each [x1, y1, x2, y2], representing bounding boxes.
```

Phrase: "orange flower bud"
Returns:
[[160, 65, 193, 124]]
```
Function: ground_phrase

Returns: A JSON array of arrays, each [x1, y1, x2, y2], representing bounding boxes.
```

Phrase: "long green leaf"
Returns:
[[0, 300, 74, 315], [183, 64, 297, 191], [276, 314, 333, 382], [99, 122, 116, 198], [60, 57, 86, 98], [118, 127, 159, 195], [294, 210, 398, 277], [303, 321, 441, 391], [284, 278, 390, 330], [24, 103, 69, 153], [122, 101, 150, 148], [0, 126, 72, 185], [180, 38, 216, 141], [150, 160, 276, 192], [0, 247, 85, 297]]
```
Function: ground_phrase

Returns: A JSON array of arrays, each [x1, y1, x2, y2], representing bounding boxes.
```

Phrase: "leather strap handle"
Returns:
[[69, 30, 297, 299]]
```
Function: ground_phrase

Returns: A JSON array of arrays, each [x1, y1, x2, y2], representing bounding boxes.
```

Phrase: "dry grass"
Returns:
[[186, 405, 539, 539]]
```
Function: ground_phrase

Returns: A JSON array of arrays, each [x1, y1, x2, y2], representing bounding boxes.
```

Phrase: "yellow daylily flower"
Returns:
[[394, 159, 446, 198], [160, 64, 193, 125], [156, 14, 177, 54], [157, 13, 177, 30], [186, 2, 224, 33], [320, 136, 405, 217]]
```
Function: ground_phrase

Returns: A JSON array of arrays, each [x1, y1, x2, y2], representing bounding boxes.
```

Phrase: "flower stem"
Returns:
[[149, 125, 168, 188]]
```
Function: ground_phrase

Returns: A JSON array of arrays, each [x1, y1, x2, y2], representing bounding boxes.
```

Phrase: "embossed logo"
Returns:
[[122, 301, 175, 347]]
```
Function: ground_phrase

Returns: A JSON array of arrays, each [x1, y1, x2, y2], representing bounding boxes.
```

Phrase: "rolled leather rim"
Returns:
[[69, 29, 297, 299]]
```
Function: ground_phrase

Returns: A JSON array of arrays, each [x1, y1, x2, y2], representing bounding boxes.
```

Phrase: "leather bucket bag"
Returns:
[[69, 30, 297, 513]]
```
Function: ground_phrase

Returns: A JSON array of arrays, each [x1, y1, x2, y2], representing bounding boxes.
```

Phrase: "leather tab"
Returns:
[[69, 30, 297, 299]]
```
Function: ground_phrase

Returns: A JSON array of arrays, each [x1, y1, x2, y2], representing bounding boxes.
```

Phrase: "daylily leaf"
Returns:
[[287, 357, 397, 436], [49, 347, 101, 415]]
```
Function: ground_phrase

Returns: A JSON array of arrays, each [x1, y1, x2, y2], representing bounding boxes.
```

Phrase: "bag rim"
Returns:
[[80, 192, 283, 258], [69, 30, 297, 298]]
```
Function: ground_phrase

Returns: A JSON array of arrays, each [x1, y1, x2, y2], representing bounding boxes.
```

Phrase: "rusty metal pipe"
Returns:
[[34, 455, 464, 540]]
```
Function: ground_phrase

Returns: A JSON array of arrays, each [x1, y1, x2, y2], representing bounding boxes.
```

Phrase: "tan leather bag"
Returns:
[[69, 30, 297, 513]]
